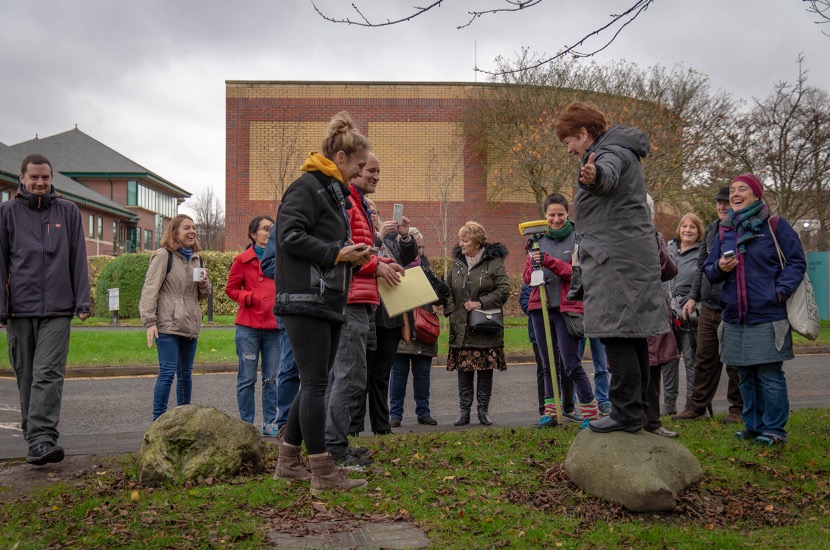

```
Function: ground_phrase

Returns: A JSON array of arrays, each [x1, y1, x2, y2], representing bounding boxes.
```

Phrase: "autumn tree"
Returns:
[[465, 52, 736, 223], [261, 121, 306, 201], [188, 187, 226, 250]]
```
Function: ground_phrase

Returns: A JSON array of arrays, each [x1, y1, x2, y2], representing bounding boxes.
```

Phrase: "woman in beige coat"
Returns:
[[139, 214, 212, 420]]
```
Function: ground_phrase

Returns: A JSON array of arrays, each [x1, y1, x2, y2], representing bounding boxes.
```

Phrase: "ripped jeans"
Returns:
[[234, 325, 281, 425]]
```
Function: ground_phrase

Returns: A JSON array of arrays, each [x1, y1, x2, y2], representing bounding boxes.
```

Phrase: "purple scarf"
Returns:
[[721, 200, 770, 322]]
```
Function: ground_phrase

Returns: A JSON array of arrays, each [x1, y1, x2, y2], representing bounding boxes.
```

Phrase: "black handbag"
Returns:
[[563, 311, 585, 339], [468, 308, 504, 333]]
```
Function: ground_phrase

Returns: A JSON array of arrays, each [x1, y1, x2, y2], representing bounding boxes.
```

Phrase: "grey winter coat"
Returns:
[[444, 243, 510, 349], [574, 125, 669, 338], [663, 239, 703, 308]]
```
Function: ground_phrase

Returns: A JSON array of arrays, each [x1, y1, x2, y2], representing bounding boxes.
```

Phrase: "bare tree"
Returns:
[[309, 0, 655, 75], [721, 57, 830, 249], [261, 121, 305, 201], [188, 187, 226, 251], [415, 132, 473, 273]]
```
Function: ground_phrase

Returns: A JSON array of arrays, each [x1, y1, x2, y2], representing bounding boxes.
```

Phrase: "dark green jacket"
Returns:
[[444, 242, 510, 349]]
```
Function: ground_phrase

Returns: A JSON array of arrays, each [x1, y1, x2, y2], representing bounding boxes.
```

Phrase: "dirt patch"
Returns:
[[0, 454, 128, 502]]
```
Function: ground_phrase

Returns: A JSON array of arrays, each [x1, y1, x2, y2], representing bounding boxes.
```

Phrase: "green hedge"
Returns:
[[92, 250, 240, 319]]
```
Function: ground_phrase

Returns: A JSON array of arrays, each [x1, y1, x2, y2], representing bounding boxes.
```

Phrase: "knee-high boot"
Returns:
[[454, 370, 474, 426], [477, 369, 494, 426]]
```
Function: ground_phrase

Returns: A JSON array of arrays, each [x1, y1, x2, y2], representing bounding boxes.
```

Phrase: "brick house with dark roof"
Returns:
[[1, 128, 190, 257]]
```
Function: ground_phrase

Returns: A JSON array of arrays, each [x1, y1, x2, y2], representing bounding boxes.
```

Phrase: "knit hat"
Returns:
[[714, 186, 730, 202], [731, 173, 764, 199]]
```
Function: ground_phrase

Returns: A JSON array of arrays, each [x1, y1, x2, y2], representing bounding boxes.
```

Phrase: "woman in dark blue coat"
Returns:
[[704, 173, 806, 445]]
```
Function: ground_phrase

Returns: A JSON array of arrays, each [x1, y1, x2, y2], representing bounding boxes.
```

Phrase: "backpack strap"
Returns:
[[166, 249, 173, 275], [769, 215, 779, 234]]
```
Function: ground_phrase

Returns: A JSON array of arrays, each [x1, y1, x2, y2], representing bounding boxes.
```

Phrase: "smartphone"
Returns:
[[392, 203, 404, 225], [722, 250, 736, 260]]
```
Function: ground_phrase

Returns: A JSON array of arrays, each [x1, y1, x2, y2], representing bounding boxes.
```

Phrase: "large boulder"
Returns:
[[137, 405, 266, 486], [564, 430, 703, 512]]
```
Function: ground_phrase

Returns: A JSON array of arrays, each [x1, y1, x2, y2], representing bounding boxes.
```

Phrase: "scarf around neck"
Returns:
[[545, 219, 574, 240], [300, 152, 344, 183], [721, 199, 770, 322]]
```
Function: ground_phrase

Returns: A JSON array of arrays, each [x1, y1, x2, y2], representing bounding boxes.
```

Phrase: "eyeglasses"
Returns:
[[258, 225, 272, 233], [418, 246, 425, 250]]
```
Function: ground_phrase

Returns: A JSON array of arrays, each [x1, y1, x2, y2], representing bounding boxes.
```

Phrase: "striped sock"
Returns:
[[579, 399, 599, 421], [543, 398, 557, 418]]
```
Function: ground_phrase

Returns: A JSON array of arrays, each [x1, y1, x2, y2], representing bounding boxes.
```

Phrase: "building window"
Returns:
[[88, 214, 94, 238], [0, 190, 9, 202], [112, 221, 118, 240], [127, 180, 137, 206], [144, 229, 153, 250], [126, 227, 139, 253], [97, 217, 104, 240]]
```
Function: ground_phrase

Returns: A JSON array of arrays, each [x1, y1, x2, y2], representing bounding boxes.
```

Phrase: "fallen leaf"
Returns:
[[131, 490, 140, 501]]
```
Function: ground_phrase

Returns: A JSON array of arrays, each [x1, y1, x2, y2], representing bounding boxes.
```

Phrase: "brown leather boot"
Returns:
[[308, 453, 367, 494], [273, 443, 311, 482]]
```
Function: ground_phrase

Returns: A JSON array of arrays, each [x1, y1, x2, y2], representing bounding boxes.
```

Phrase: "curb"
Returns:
[[1, 347, 827, 380]]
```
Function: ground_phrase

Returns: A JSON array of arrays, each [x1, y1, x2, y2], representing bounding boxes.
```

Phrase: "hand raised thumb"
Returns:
[[585, 152, 596, 166]]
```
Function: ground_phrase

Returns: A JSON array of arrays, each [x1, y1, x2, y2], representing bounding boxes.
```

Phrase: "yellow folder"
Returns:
[[377, 266, 439, 317]]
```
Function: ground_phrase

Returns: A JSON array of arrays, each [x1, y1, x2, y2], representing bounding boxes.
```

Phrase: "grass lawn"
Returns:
[[1, 409, 828, 548], [0, 317, 537, 371]]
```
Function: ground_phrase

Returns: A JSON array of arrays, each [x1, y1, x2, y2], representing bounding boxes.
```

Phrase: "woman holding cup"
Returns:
[[139, 214, 212, 420]]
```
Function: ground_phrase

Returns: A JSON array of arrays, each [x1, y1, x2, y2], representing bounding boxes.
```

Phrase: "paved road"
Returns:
[[1, 355, 828, 460]]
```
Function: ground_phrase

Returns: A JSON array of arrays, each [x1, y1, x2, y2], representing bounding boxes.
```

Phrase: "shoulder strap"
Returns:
[[166, 249, 173, 274], [768, 216, 785, 269]]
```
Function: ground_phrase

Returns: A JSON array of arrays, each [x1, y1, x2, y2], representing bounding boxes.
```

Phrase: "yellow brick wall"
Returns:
[[368, 122, 465, 202], [248, 121, 328, 201], [227, 82, 472, 100]]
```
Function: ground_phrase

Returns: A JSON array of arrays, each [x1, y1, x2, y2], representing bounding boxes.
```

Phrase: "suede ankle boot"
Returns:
[[273, 443, 312, 482], [308, 453, 367, 494]]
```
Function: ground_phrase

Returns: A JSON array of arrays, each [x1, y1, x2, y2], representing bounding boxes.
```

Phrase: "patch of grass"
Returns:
[[2, 409, 829, 548]]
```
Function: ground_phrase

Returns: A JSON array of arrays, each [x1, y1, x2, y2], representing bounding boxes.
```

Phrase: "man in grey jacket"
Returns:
[[0, 154, 91, 465], [672, 186, 743, 422]]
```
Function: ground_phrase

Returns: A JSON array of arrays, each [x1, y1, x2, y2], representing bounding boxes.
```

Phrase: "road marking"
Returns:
[[0, 405, 20, 412], [0, 422, 22, 431]]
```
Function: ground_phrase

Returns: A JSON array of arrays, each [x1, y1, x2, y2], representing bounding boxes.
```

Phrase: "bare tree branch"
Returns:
[[187, 187, 226, 251], [309, 0, 446, 27], [804, 0, 830, 36]]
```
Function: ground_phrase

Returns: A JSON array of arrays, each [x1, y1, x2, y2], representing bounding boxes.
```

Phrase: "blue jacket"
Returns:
[[704, 216, 806, 325]]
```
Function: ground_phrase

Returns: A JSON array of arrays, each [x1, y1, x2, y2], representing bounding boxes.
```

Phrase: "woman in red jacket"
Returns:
[[225, 215, 281, 436]]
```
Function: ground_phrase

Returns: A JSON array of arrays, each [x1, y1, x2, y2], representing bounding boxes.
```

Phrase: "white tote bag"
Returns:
[[769, 222, 820, 341]]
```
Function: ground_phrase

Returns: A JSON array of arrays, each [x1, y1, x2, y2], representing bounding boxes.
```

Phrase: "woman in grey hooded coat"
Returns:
[[555, 101, 669, 433]]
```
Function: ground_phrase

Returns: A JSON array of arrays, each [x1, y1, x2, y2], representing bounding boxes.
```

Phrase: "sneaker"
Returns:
[[672, 409, 705, 421], [390, 417, 402, 428], [349, 446, 370, 457], [721, 412, 743, 424], [735, 429, 761, 440], [598, 402, 612, 416], [535, 415, 558, 428], [754, 434, 785, 446], [417, 416, 438, 425], [262, 422, 280, 437], [334, 453, 373, 471], [561, 410, 582, 423], [26, 442, 65, 466]]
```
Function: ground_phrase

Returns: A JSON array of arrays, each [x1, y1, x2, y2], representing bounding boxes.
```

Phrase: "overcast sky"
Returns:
[[1, 0, 828, 216]]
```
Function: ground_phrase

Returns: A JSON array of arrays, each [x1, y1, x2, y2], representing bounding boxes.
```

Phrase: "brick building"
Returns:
[[1, 129, 190, 257], [225, 81, 551, 274]]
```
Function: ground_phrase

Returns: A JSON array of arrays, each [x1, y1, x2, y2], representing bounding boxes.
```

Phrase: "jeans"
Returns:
[[234, 325, 280, 425], [579, 337, 610, 406], [389, 353, 433, 420], [7, 317, 71, 446], [152, 333, 199, 420], [738, 361, 789, 440], [325, 304, 370, 459], [275, 324, 299, 427]]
